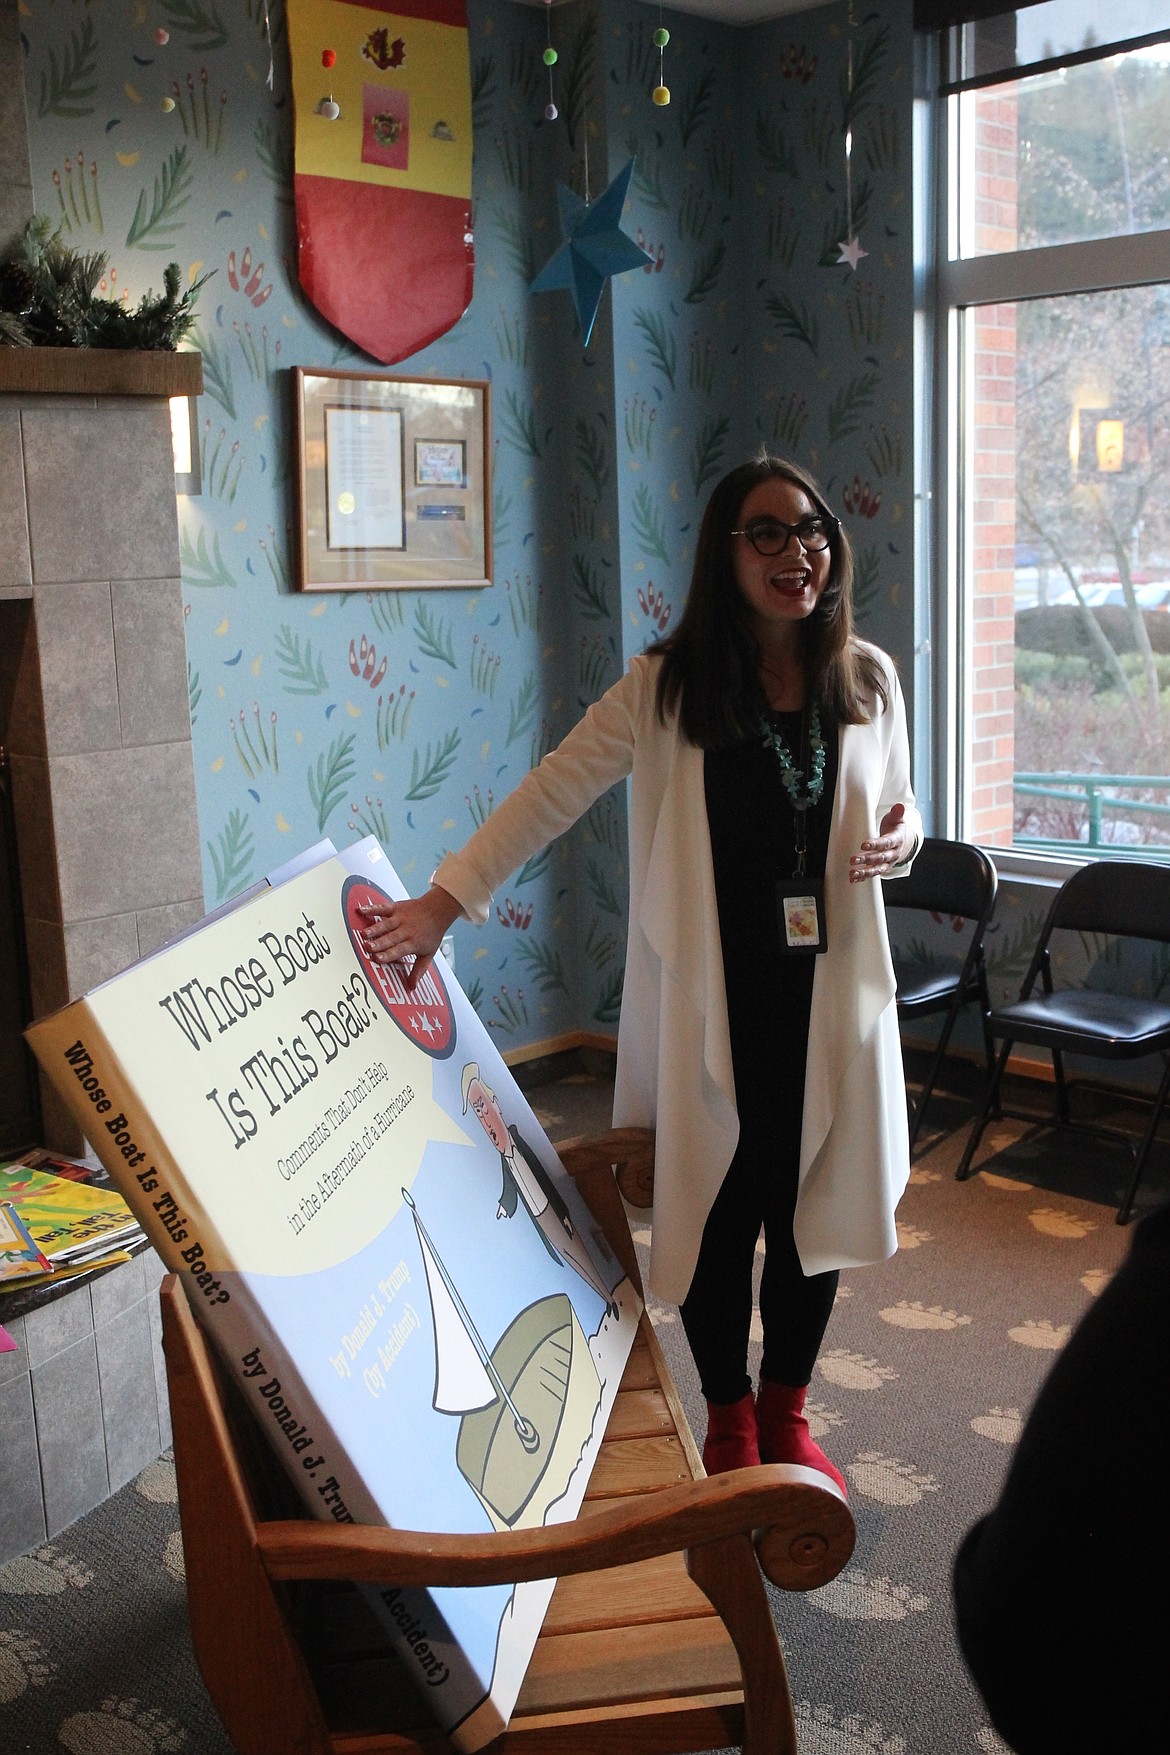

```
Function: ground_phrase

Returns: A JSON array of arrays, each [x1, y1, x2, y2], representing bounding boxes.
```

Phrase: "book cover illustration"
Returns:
[[6, 1146, 99, 1184], [28, 839, 640, 1750], [0, 1163, 144, 1263], [0, 1200, 52, 1282]]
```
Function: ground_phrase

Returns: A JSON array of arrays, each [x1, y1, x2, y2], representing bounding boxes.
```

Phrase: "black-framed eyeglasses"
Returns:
[[730, 514, 839, 555]]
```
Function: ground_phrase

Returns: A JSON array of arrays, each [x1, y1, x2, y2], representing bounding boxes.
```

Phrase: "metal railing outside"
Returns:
[[1014, 771, 1170, 856]]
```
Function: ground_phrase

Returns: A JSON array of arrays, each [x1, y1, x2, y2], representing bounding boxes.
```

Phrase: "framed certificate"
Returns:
[[294, 369, 491, 591], [325, 405, 405, 551]]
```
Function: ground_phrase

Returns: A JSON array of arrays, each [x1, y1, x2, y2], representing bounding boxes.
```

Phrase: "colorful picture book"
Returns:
[[0, 1200, 52, 1283], [27, 838, 640, 1751], [0, 1162, 144, 1269], [15, 1147, 99, 1185]]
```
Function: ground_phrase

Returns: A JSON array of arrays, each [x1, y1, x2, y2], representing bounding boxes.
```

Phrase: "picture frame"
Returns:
[[415, 438, 467, 489], [293, 368, 491, 592]]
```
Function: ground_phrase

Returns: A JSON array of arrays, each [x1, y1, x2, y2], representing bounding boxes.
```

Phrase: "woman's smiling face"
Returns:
[[731, 475, 832, 637]]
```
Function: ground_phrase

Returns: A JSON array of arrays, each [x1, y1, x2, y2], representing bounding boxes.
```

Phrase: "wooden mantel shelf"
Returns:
[[0, 348, 203, 398]]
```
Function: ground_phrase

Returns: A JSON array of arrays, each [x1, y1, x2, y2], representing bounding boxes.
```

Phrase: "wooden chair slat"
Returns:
[[514, 1616, 742, 1716], [584, 1436, 692, 1498], [542, 1552, 716, 1636], [602, 1387, 675, 1441], [331, 1693, 746, 1755], [616, 1339, 658, 1393]]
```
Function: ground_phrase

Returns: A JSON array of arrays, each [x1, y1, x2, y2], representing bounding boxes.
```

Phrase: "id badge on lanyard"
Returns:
[[776, 874, 827, 953], [775, 795, 828, 954]]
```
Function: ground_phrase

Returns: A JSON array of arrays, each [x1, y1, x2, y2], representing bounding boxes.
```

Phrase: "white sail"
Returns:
[[412, 1209, 498, 1415]]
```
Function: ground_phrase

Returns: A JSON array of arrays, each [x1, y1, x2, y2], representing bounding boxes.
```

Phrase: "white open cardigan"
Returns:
[[434, 646, 921, 1303]]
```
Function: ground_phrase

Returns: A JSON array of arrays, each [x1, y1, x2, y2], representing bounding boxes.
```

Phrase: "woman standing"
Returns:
[[360, 456, 920, 1492]]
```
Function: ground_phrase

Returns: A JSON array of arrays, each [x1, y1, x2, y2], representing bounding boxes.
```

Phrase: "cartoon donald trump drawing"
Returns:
[[460, 1062, 619, 1319]]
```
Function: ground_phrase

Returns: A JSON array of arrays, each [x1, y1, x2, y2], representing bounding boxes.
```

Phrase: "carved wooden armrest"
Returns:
[[256, 1465, 853, 1594]]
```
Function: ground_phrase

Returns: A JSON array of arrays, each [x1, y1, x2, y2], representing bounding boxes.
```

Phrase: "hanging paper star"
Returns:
[[530, 159, 652, 346], [836, 235, 868, 272]]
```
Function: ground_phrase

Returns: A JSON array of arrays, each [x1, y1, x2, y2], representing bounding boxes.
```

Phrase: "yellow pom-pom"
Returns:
[[160, 96, 176, 112], [652, 84, 670, 106]]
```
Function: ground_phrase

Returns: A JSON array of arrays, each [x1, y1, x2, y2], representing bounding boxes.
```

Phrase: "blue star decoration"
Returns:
[[529, 159, 652, 346]]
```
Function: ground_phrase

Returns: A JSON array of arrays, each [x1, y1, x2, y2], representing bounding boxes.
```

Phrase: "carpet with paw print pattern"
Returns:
[[2, 1060, 1165, 1755]]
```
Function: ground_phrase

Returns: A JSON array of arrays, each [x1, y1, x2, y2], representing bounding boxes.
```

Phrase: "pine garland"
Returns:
[[0, 217, 211, 349]]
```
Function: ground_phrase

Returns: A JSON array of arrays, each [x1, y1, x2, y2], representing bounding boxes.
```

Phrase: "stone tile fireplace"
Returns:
[[0, 355, 208, 1565], [0, 353, 206, 1151], [0, 6, 209, 1560]]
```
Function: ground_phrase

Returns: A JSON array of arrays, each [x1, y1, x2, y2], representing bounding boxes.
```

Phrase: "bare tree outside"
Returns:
[[989, 46, 1170, 850]]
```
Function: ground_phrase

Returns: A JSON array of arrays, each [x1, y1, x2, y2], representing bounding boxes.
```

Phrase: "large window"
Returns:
[[928, 0, 1170, 860]]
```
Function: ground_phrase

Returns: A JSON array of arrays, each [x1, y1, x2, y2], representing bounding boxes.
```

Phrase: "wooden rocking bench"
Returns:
[[161, 1127, 855, 1755]]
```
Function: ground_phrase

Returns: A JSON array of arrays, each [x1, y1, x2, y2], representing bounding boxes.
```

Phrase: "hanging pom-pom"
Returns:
[[318, 97, 341, 120], [541, 1, 558, 124], [653, 12, 670, 110], [160, 95, 176, 111], [322, 48, 336, 68], [155, 27, 170, 46]]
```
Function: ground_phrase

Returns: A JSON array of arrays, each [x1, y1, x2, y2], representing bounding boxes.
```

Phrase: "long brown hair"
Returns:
[[651, 455, 887, 747]]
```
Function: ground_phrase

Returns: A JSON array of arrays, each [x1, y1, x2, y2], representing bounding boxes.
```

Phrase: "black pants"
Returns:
[[679, 1119, 838, 1404]]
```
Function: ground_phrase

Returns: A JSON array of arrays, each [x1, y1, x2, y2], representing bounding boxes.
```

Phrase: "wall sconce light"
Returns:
[[170, 395, 202, 495], [1096, 418, 1124, 473]]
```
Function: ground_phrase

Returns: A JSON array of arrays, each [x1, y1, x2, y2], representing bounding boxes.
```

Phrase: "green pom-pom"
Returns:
[[542, 46, 557, 66], [653, 27, 670, 47]]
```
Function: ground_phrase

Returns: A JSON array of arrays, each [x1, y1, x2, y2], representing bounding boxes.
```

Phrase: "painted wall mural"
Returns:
[[19, 0, 920, 1056]]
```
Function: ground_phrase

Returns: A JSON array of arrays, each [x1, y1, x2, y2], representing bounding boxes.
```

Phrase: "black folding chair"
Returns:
[[955, 859, 1170, 1222], [884, 838, 998, 1149]]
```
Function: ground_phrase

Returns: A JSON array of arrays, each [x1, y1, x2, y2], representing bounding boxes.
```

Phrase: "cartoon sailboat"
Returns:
[[405, 1191, 602, 1533]]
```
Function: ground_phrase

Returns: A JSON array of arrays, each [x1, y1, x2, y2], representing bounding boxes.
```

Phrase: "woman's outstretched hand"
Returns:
[[355, 885, 461, 991], [849, 801, 916, 883]]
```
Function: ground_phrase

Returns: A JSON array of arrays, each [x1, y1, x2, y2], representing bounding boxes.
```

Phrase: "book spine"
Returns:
[[28, 1003, 239, 1303], [27, 1002, 503, 1745]]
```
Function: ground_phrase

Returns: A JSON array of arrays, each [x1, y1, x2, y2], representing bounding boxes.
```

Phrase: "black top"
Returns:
[[704, 710, 839, 1137]]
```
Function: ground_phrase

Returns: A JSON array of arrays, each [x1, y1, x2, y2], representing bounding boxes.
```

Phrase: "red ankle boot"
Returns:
[[701, 1391, 760, 1473], [756, 1379, 847, 1496]]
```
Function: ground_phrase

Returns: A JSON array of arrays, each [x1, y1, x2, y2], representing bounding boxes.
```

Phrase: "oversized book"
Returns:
[[27, 839, 640, 1750]]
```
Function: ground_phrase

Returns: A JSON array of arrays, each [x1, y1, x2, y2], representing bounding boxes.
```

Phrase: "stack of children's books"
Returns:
[[0, 1151, 146, 1290]]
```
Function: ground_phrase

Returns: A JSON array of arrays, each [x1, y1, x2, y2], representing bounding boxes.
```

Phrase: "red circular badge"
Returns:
[[342, 876, 456, 1059]]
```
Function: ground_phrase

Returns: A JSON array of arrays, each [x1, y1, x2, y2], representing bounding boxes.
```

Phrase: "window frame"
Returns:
[[920, 30, 1170, 879]]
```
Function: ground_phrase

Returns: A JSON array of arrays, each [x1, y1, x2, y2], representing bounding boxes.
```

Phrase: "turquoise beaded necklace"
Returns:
[[759, 704, 826, 813]]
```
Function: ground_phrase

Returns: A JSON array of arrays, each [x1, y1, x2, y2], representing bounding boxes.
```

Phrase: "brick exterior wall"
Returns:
[[966, 91, 1018, 846]]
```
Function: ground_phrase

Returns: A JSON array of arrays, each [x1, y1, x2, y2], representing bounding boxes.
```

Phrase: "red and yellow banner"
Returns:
[[287, 0, 474, 364]]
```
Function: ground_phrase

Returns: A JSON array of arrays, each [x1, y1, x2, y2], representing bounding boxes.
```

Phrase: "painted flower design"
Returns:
[[843, 476, 881, 518]]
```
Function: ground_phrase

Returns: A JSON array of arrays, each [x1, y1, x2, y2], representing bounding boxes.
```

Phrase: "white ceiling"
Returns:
[[513, 1, 836, 26], [641, 0, 835, 21]]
